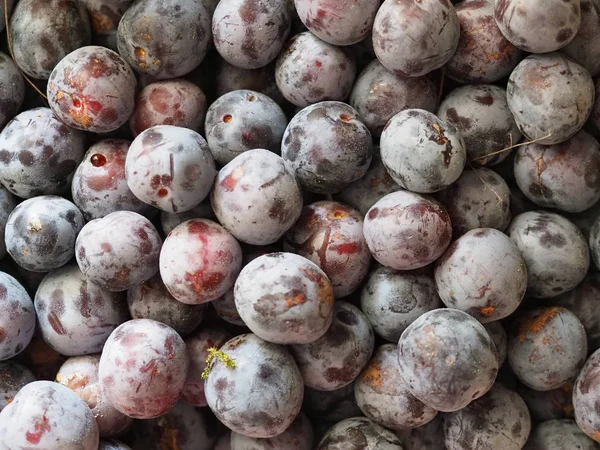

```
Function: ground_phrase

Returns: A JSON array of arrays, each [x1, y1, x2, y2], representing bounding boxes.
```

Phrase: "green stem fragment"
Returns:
[[201, 347, 237, 379]]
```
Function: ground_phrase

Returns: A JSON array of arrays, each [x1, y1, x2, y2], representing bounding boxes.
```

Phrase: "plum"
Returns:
[[0, 361, 35, 412], [517, 381, 575, 422], [230, 413, 314, 450], [0, 272, 35, 361], [524, 419, 599, 450], [0, 53, 25, 129], [562, 0, 600, 77], [317, 417, 404, 450]]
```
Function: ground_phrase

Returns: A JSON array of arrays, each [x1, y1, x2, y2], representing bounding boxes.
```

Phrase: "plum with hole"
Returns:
[[485, 322, 508, 366], [516, 381, 574, 422], [317, 417, 404, 450], [0, 187, 17, 260], [0, 53, 25, 129], [0, 272, 35, 361], [160, 199, 215, 236], [525, 419, 598, 450], [303, 382, 362, 422], [230, 412, 314, 450], [0, 361, 35, 412], [562, 0, 600, 77]]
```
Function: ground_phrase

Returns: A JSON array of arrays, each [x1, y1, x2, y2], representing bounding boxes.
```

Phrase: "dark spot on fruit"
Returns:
[[18, 150, 34, 167], [556, 28, 573, 42], [475, 94, 494, 105]]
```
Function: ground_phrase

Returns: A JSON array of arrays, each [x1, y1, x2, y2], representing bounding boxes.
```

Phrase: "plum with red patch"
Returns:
[[0, 272, 35, 361], [230, 412, 314, 450], [0, 53, 25, 129], [0, 361, 35, 412], [0, 187, 17, 260], [562, 0, 600, 77], [317, 417, 404, 450]]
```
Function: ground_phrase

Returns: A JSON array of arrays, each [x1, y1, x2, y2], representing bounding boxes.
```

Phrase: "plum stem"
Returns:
[[201, 347, 237, 379]]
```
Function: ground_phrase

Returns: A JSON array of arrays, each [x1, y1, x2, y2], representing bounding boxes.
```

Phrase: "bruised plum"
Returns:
[[517, 381, 575, 422], [230, 412, 314, 450], [525, 419, 599, 450], [0, 53, 25, 129], [562, 0, 600, 77], [0, 361, 35, 412], [317, 417, 404, 450], [0, 272, 35, 361]]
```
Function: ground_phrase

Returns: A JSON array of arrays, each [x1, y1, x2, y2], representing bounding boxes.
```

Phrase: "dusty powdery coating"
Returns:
[[126, 125, 216, 213], [506, 53, 595, 145], [380, 109, 466, 193], [0, 53, 25, 129], [442, 384, 531, 450], [99, 319, 189, 419], [35, 263, 129, 356], [116, 0, 211, 79], [525, 419, 598, 450], [364, 191, 452, 270], [0, 272, 35, 361], [275, 32, 356, 107], [205, 90, 288, 166], [317, 417, 404, 450], [281, 101, 373, 194], [396, 415, 446, 450], [72, 139, 156, 221], [484, 322, 508, 367], [438, 84, 522, 166], [398, 308, 499, 412], [47, 46, 137, 133], [562, 0, 600, 77], [575, 349, 600, 442], [211, 149, 303, 245], [56, 355, 133, 437], [212, 0, 291, 69], [230, 412, 314, 450], [303, 383, 362, 422], [0, 381, 99, 449], [205, 333, 304, 438], [0, 187, 17, 260], [0, 107, 86, 199], [372, 0, 460, 77], [160, 199, 215, 236], [349, 60, 438, 138], [0, 361, 35, 412], [5, 196, 84, 273], [517, 382, 575, 422], [160, 219, 243, 304], [75, 211, 162, 292], [507, 211, 590, 298]]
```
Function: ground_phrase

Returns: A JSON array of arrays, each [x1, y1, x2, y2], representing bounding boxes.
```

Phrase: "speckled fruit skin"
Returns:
[[506, 53, 595, 145], [75, 211, 162, 292], [9, 0, 91, 80], [446, 0, 523, 83], [303, 383, 362, 422], [517, 382, 575, 422], [275, 32, 356, 107], [56, 355, 133, 437], [509, 307, 588, 391], [212, 0, 291, 69], [317, 417, 404, 450], [0, 272, 35, 361], [438, 84, 522, 166], [283, 201, 371, 298], [159, 219, 243, 304], [514, 130, 600, 213], [129, 79, 207, 137], [5, 196, 85, 273], [205, 333, 304, 438], [442, 384, 531, 450], [526, 419, 598, 450], [434, 228, 527, 323], [0, 53, 25, 129], [562, 0, 600, 77], [47, 46, 136, 133], [281, 101, 373, 194], [231, 412, 313, 450], [211, 149, 303, 245], [372, 0, 460, 77], [0, 381, 99, 449], [116, 0, 211, 79], [398, 308, 499, 412], [573, 349, 600, 442], [507, 211, 590, 298], [234, 252, 334, 344], [0, 361, 35, 412], [0, 187, 17, 260], [125, 125, 216, 213], [0, 107, 86, 199], [35, 263, 129, 356], [99, 319, 190, 419], [364, 191, 452, 271]]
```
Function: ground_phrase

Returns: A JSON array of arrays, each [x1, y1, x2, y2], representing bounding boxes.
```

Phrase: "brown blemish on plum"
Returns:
[[480, 306, 496, 317], [362, 359, 384, 390], [518, 307, 563, 342], [285, 290, 306, 308], [475, 94, 494, 105]]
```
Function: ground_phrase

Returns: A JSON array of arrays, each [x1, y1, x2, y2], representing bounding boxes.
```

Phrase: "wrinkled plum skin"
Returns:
[[116, 0, 211, 80], [517, 381, 575, 422], [562, 0, 600, 77], [303, 383, 362, 422], [514, 130, 600, 213], [494, 0, 580, 53], [372, 0, 460, 77], [126, 125, 216, 213], [484, 322, 508, 367], [507, 211, 590, 298], [0, 108, 87, 198], [205, 90, 288, 166], [0, 381, 99, 449], [574, 350, 600, 442], [275, 32, 357, 107], [130, 80, 208, 137], [231, 412, 314, 450], [355, 344, 437, 430], [212, 0, 291, 69], [212, 149, 303, 245], [56, 355, 133, 437], [525, 419, 598, 450], [160, 219, 243, 304], [396, 415, 446, 450], [0, 53, 25, 129], [234, 252, 334, 344], [72, 139, 156, 220], [0, 272, 35, 361], [398, 309, 499, 412], [0, 187, 17, 260], [35, 263, 129, 356], [508, 307, 588, 391], [10, 0, 91, 80], [446, 0, 522, 83], [442, 384, 531, 450], [0, 361, 35, 413], [364, 191, 452, 271], [99, 319, 190, 419], [317, 417, 404, 450], [47, 46, 137, 133], [380, 109, 466, 193], [349, 60, 438, 138], [6, 196, 84, 272], [205, 333, 304, 438], [281, 101, 373, 194], [434, 228, 527, 323], [283, 201, 371, 297], [438, 84, 522, 166], [127, 275, 205, 337], [75, 211, 162, 292], [160, 199, 215, 236], [506, 53, 595, 145], [360, 265, 442, 343]]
